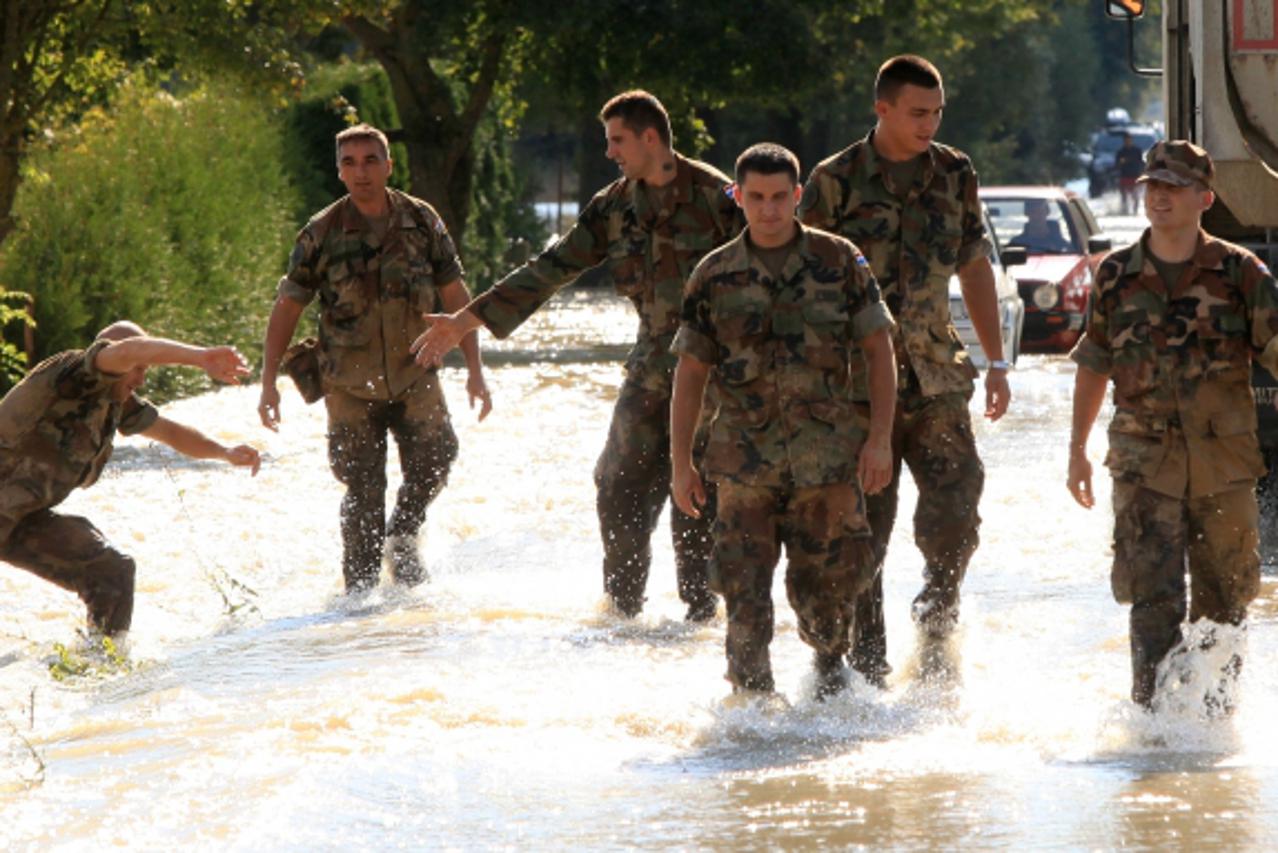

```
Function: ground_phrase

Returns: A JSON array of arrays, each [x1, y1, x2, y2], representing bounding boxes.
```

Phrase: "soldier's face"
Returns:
[[604, 117, 656, 181], [1143, 180, 1212, 232], [337, 139, 393, 206], [735, 171, 802, 248], [875, 84, 944, 157]]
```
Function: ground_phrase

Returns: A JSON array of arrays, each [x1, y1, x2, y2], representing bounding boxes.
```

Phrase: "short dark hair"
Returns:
[[335, 123, 390, 166], [875, 54, 943, 103], [735, 143, 800, 185], [599, 90, 672, 146]]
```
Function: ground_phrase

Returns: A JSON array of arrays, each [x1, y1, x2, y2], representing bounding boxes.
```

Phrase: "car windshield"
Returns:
[[983, 198, 1082, 255]]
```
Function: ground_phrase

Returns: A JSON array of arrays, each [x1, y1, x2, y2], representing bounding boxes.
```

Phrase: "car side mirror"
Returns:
[[1087, 236, 1113, 253], [1000, 246, 1029, 268]]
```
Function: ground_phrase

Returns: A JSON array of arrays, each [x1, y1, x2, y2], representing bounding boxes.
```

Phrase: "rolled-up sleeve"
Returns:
[[277, 229, 320, 307]]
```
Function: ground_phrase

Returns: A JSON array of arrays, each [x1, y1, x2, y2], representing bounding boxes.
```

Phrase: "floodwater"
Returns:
[[5, 228, 1278, 849]]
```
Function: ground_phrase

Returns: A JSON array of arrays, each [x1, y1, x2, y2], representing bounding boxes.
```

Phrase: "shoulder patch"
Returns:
[[855, 252, 869, 268], [723, 184, 735, 199], [1258, 261, 1272, 278]]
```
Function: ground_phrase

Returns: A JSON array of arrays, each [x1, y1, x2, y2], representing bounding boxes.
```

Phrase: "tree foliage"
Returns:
[[0, 78, 297, 399]]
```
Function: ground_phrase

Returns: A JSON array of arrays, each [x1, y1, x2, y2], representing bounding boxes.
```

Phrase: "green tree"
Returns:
[[1, 78, 298, 398]]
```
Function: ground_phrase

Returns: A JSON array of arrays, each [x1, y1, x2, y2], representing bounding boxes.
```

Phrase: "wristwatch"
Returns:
[[988, 359, 1011, 371]]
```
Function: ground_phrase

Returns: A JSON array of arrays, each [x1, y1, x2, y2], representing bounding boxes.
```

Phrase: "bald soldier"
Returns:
[[1068, 141, 1278, 711], [0, 322, 260, 635], [413, 90, 742, 620]]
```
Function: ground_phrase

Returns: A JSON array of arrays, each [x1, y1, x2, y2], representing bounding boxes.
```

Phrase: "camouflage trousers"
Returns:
[[0, 509, 135, 635], [713, 481, 875, 692], [594, 375, 715, 615], [1112, 478, 1260, 707], [325, 377, 458, 592], [852, 388, 983, 681]]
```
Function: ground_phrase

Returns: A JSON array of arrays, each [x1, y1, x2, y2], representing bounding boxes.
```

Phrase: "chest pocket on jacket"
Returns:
[[408, 258, 439, 315], [321, 259, 374, 346]]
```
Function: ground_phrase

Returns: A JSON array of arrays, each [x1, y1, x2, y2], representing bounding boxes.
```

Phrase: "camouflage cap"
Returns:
[[1137, 140, 1214, 189]]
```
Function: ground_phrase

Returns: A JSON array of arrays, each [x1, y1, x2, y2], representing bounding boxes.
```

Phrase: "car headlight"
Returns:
[[1032, 283, 1060, 310]]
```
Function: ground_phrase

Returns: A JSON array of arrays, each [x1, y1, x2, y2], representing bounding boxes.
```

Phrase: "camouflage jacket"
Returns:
[[672, 224, 893, 487], [1071, 230, 1278, 498], [279, 189, 464, 401], [799, 130, 991, 398], [471, 153, 743, 392], [0, 340, 158, 540]]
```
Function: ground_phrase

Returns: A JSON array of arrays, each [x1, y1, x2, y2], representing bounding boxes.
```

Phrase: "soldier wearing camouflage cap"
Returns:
[[799, 55, 1011, 685], [1068, 139, 1278, 711], [671, 143, 897, 699], [0, 322, 260, 635], [412, 91, 743, 621], [258, 124, 492, 593]]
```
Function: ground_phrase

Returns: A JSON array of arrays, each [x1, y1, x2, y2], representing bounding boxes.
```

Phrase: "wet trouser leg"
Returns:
[[595, 377, 713, 614], [716, 481, 875, 692], [385, 377, 458, 585], [0, 509, 136, 634], [783, 484, 876, 667], [1113, 480, 1260, 706], [850, 391, 982, 676], [903, 393, 983, 629], [327, 390, 390, 592], [714, 483, 782, 691]]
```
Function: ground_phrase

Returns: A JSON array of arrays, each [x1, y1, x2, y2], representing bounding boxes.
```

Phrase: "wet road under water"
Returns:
[[6, 226, 1278, 848]]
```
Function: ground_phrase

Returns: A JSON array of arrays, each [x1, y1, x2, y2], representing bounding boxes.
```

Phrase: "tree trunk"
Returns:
[[343, 12, 505, 247]]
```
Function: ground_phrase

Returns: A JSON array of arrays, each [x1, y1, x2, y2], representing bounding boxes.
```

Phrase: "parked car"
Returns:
[[948, 204, 1026, 368], [979, 187, 1113, 353]]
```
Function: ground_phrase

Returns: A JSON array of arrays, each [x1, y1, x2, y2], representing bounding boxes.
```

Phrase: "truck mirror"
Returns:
[[1087, 235, 1113, 254], [1106, 0, 1145, 18]]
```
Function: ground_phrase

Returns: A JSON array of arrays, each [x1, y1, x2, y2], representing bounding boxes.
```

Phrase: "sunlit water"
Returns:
[[5, 252, 1278, 848]]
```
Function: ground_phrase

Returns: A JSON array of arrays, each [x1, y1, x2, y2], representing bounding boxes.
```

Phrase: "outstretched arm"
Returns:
[[958, 255, 1011, 421], [95, 338, 250, 384], [258, 295, 306, 431], [141, 416, 261, 476], [670, 355, 711, 518], [436, 279, 492, 421]]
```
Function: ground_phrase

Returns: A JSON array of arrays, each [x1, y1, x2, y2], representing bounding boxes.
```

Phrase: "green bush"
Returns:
[[0, 288, 32, 390], [0, 78, 299, 401]]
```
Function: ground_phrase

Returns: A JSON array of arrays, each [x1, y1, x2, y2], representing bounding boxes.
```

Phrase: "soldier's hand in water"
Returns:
[[672, 463, 707, 519], [224, 444, 262, 476], [202, 346, 252, 385], [984, 367, 1011, 421], [411, 313, 467, 368], [467, 371, 493, 422], [258, 384, 281, 432], [1067, 449, 1094, 509], [857, 435, 893, 495]]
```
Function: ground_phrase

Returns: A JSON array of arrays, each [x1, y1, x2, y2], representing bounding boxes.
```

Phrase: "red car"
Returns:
[[980, 187, 1113, 353]]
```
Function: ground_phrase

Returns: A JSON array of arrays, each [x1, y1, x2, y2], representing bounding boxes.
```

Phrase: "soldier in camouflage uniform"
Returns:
[[671, 143, 897, 697], [1068, 141, 1278, 709], [258, 124, 491, 593], [0, 322, 260, 634], [412, 91, 743, 620], [799, 55, 1011, 684]]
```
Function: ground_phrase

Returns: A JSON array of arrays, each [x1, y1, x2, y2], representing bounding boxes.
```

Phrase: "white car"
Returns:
[[948, 206, 1026, 368]]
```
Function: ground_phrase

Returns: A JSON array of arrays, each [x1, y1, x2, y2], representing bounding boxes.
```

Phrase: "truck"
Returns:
[[1108, 0, 1278, 557]]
